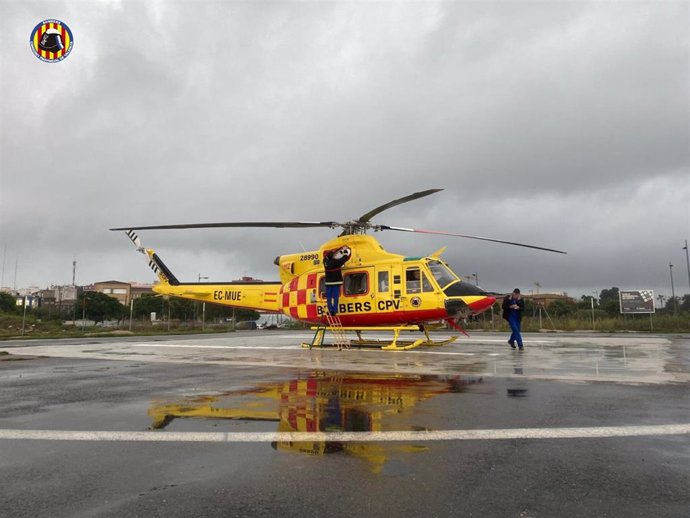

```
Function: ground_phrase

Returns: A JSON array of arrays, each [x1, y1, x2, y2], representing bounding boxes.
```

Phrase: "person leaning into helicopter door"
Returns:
[[502, 288, 525, 350], [323, 246, 352, 316]]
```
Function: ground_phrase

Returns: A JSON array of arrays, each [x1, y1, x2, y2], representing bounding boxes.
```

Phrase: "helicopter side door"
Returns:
[[374, 266, 402, 318], [399, 264, 436, 318]]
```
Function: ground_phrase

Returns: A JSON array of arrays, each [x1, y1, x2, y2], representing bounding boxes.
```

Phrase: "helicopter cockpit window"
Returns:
[[428, 260, 457, 289], [421, 272, 434, 292], [343, 272, 368, 296], [406, 268, 421, 293]]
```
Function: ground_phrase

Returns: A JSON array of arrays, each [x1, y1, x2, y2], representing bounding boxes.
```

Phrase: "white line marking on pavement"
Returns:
[[134, 344, 296, 350], [132, 343, 475, 356], [1, 424, 688, 443]]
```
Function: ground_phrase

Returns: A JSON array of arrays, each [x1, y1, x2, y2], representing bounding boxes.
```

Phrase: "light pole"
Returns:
[[669, 262, 677, 315], [129, 298, 134, 331], [196, 274, 208, 328], [202, 302, 206, 331], [683, 239, 690, 293], [590, 292, 597, 331], [21, 296, 28, 335]]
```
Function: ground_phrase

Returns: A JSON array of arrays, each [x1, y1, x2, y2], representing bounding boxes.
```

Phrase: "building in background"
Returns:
[[522, 292, 574, 307], [33, 285, 80, 316], [91, 281, 154, 305]]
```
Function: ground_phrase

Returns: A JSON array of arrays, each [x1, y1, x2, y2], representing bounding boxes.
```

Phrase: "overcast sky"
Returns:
[[1, 0, 688, 302]]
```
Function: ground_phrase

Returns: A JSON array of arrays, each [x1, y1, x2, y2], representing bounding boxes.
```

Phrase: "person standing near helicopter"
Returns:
[[502, 288, 525, 350], [323, 246, 351, 316]]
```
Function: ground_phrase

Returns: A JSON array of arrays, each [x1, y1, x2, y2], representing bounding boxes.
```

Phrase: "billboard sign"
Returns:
[[619, 290, 655, 314]]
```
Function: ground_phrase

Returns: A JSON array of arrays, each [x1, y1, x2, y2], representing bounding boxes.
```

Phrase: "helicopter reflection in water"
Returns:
[[148, 371, 486, 472]]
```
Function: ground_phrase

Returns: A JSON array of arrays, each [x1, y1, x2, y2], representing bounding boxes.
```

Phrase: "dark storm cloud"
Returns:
[[0, 1, 687, 299]]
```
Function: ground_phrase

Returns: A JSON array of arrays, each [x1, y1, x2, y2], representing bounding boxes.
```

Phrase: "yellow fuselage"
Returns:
[[152, 235, 495, 326]]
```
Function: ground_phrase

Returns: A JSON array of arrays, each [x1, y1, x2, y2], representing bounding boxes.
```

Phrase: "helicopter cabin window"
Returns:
[[378, 271, 389, 292], [406, 268, 421, 293], [318, 276, 328, 299], [343, 272, 368, 296]]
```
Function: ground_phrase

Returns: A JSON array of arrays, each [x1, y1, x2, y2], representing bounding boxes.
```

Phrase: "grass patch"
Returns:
[[1, 310, 688, 340], [466, 312, 690, 333], [0, 314, 241, 340]]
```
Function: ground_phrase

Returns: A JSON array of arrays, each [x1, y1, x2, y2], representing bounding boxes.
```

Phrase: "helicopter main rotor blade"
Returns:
[[356, 189, 443, 224], [110, 221, 338, 231], [379, 225, 567, 254]]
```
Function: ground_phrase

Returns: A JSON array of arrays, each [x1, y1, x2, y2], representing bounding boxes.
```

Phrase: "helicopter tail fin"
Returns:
[[144, 248, 180, 286], [119, 229, 180, 286]]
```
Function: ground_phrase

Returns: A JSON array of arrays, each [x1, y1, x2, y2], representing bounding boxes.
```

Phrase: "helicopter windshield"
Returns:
[[428, 260, 458, 289]]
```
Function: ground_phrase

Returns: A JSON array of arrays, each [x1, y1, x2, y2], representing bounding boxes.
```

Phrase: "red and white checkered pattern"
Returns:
[[279, 273, 322, 320]]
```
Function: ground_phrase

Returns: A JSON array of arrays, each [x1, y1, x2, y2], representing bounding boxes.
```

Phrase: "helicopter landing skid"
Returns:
[[302, 325, 458, 351]]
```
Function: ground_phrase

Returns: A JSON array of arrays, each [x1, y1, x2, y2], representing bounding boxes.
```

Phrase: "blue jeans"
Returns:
[[508, 314, 523, 347], [326, 284, 341, 315]]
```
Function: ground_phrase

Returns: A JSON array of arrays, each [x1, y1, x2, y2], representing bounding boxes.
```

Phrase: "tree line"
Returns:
[[2, 286, 688, 325], [523, 287, 690, 318], [0, 291, 259, 324]]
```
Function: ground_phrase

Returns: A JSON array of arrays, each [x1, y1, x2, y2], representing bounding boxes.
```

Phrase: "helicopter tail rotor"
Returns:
[[124, 229, 145, 253]]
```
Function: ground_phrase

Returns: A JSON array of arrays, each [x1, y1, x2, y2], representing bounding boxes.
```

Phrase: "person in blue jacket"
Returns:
[[323, 246, 351, 316], [502, 288, 525, 350]]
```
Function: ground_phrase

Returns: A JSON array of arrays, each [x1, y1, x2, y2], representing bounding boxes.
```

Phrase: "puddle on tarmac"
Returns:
[[148, 371, 488, 473]]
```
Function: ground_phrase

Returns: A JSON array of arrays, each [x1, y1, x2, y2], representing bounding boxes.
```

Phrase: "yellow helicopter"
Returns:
[[111, 189, 565, 349]]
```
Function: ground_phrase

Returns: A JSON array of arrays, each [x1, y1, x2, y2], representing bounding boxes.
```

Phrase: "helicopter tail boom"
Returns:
[[141, 248, 281, 312], [118, 230, 282, 312], [151, 278, 283, 313]]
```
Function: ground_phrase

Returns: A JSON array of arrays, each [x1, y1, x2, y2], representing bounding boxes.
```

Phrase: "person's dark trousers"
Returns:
[[508, 314, 523, 348], [326, 284, 340, 315]]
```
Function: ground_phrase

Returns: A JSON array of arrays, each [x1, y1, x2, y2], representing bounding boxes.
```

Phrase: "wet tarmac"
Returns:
[[0, 331, 688, 517]]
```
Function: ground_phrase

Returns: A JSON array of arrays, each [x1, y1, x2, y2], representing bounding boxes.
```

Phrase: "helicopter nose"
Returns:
[[467, 295, 496, 314], [444, 298, 466, 318], [445, 295, 496, 318]]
